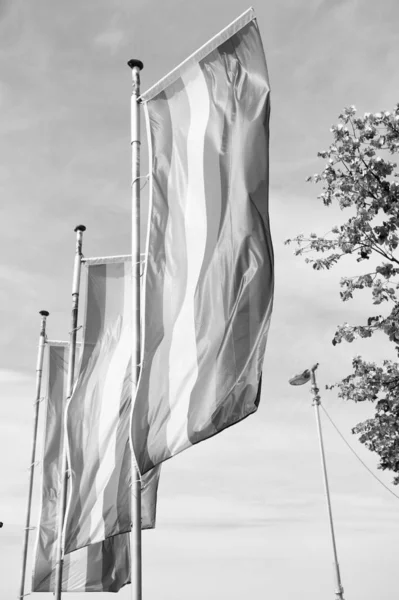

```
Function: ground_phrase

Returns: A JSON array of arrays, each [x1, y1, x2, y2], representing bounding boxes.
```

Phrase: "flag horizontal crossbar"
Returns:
[[46, 340, 82, 347], [139, 7, 254, 102], [81, 254, 146, 265]]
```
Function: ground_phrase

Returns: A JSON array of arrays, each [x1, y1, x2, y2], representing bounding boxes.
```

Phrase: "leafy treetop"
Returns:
[[285, 104, 399, 484]]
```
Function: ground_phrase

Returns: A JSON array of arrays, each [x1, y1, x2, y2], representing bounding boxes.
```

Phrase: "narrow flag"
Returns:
[[32, 342, 131, 592], [133, 8, 273, 474], [64, 257, 160, 553]]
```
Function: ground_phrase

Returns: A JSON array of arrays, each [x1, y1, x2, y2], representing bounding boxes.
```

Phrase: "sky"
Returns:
[[1, 0, 399, 598]]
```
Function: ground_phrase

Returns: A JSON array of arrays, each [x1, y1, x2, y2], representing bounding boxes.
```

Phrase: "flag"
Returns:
[[32, 342, 131, 593], [133, 8, 273, 474], [64, 257, 160, 553]]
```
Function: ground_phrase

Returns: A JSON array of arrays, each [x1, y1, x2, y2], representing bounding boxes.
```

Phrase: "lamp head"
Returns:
[[289, 363, 319, 386], [289, 370, 311, 386]]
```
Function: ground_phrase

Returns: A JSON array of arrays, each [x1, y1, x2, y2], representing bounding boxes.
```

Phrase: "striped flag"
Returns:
[[133, 8, 273, 474], [32, 342, 130, 593], [62, 256, 160, 553]]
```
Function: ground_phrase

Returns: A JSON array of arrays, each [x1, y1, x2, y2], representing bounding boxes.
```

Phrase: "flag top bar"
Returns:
[[81, 254, 146, 265], [139, 7, 255, 103], [46, 340, 69, 347], [46, 340, 83, 347]]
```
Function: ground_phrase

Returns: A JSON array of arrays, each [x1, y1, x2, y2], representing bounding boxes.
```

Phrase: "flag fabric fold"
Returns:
[[133, 9, 273, 474], [64, 257, 160, 553], [32, 342, 131, 593]]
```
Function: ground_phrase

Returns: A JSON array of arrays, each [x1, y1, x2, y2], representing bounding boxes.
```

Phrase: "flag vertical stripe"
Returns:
[[188, 22, 273, 438], [90, 262, 131, 542], [81, 264, 107, 370], [149, 80, 190, 458], [77, 262, 127, 545], [166, 63, 210, 454], [135, 83, 192, 468], [68, 264, 106, 546], [80, 546, 90, 591], [186, 48, 233, 443], [68, 262, 119, 547], [115, 398, 132, 535], [133, 93, 174, 471], [105, 262, 132, 537]]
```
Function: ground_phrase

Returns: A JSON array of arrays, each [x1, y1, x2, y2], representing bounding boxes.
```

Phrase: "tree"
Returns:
[[285, 104, 399, 484]]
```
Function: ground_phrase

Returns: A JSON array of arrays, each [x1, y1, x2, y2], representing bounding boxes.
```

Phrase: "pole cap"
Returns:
[[127, 59, 144, 71], [74, 224, 86, 232], [39, 310, 50, 317]]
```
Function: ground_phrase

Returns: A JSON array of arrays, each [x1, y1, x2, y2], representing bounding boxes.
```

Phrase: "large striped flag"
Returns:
[[62, 257, 160, 554], [32, 342, 130, 593], [133, 8, 273, 474]]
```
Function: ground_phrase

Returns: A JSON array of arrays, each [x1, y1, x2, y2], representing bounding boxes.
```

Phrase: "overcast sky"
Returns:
[[1, 1, 399, 599]]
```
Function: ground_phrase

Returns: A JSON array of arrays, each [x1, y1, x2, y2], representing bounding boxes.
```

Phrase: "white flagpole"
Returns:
[[18, 310, 49, 600], [128, 57, 144, 600], [54, 224, 86, 600], [310, 366, 345, 600]]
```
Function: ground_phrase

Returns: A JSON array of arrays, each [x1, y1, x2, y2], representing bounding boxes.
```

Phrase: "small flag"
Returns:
[[133, 8, 273, 474], [63, 257, 160, 553], [32, 342, 130, 593]]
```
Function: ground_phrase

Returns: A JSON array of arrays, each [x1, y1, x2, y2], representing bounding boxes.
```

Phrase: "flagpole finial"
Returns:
[[74, 224, 86, 232], [39, 310, 49, 317], [127, 59, 144, 71]]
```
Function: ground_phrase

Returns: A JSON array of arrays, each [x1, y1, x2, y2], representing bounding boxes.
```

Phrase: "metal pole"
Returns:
[[310, 366, 345, 600], [18, 310, 49, 600], [128, 57, 144, 600], [54, 224, 86, 600]]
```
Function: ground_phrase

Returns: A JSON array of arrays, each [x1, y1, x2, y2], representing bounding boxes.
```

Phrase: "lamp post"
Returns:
[[289, 363, 345, 600]]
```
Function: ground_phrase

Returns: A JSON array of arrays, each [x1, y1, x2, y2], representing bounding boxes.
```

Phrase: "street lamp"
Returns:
[[289, 363, 345, 600]]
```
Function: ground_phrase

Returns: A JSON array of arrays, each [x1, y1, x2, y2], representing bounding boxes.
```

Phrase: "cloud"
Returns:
[[93, 27, 125, 53], [0, 368, 32, 383]]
